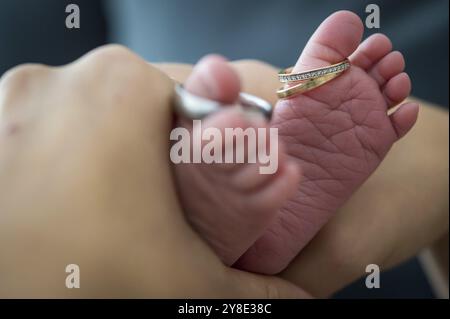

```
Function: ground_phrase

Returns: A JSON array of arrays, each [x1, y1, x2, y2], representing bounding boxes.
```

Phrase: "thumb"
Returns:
[[228, 268, 312, 299]]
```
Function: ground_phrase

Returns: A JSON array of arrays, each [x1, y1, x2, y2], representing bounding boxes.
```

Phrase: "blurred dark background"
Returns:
[[0, 0, 448, 107], [0, 0, 448, 298]]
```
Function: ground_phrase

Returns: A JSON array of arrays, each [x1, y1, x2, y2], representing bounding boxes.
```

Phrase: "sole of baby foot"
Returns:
[[236, 11, 419, 274]]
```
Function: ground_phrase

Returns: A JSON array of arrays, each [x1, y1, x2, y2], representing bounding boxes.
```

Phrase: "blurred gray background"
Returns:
[[0, 0, 448, 298]]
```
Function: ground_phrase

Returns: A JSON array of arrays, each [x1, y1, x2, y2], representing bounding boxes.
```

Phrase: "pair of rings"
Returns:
[[276, 58, 351, 99], [173, 58, 351, 119]]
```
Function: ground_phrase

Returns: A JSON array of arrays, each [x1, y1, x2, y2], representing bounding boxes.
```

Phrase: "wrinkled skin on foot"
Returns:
[[266, 67, 396, 258], [236, 11, 418, 273]]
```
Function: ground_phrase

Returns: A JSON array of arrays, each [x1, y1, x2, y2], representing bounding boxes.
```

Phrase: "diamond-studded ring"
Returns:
[[278, 59, 351, 83], [276, 72, 343, 99]]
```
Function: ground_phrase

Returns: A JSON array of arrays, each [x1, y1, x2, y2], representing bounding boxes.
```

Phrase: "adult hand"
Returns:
[[0, 45, 308, 298]]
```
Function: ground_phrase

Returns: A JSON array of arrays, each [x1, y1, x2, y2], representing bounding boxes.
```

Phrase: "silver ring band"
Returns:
[[173, 84, 272, 120]]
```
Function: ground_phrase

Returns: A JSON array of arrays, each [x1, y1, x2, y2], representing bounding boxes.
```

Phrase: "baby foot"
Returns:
[[172, 55, 301, 265], [236, 11, 419, 273]]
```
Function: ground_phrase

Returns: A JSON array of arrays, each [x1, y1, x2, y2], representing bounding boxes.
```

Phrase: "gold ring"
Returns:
[[278, 59, 350, 83], [276, 72, 342, 99]]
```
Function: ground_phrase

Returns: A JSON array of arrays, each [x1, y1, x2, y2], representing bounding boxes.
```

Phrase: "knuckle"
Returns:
[[0, 64, 49, 110], [79, 44, 155, 88], [66, 45, 172, 117], [94, 44, 133, 59], [0, 64, 48, 91], [88, 45, 170, 91], [84, 44, 142, 69]]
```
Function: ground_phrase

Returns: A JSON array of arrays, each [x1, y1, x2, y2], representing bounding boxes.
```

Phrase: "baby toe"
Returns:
[[294, 10, 363, 71], [369, 51, 405, 86], [383, 72, 411, 108], [350, 33, 393, 70]]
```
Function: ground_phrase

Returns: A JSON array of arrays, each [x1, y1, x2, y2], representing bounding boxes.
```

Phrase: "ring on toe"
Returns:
[[277, 58, 351, 99]]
